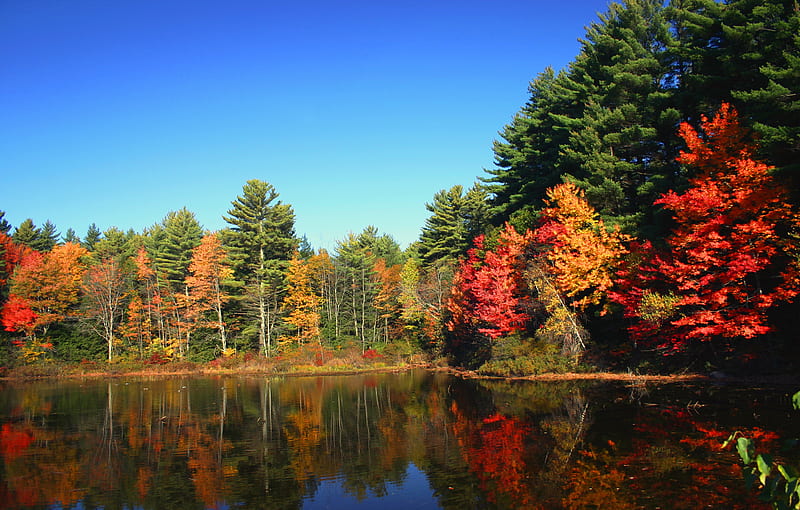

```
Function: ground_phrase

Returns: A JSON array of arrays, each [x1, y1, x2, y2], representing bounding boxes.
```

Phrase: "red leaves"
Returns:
[[613, 104, 800, 349], [447, 225, 532, 340], [1, 242, 87, 340], [1, 295, 37, 334]]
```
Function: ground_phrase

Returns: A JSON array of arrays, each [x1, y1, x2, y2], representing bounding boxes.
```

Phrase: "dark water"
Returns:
[[0, 370, 797, 509]]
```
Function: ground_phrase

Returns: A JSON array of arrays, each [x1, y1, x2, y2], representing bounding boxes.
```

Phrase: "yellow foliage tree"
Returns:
[[282, 255, 321, 344]]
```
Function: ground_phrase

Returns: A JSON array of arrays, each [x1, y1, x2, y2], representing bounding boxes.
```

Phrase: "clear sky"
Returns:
[[1, 0, 613, 252]]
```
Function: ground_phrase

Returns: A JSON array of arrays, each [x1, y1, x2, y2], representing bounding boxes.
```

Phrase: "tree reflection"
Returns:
[[0, 376, 793, 509]]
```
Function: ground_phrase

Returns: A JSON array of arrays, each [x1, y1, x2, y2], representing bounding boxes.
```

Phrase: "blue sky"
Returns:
[[1, 0, 613, 252]]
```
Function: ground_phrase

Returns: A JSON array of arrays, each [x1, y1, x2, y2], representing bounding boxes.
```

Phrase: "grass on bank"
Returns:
[[0, 340, 435, 379]]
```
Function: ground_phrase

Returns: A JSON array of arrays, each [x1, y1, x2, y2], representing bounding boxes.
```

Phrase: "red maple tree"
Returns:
[[447, 224, 532, 340], [612, 104, 800, 350]]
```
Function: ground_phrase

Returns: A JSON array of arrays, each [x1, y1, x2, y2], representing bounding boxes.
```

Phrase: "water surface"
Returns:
[[0, 370, 796, 509]]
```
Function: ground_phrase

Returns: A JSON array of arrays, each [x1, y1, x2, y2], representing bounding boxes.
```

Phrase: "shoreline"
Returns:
[[1, 362, 798, 386]]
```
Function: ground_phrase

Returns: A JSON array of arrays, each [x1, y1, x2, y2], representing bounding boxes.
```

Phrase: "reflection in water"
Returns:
[[0, 371, 792, 509]]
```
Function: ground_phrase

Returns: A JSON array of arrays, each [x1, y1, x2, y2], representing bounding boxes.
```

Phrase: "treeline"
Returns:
[[1, 0, 799, 373], [0, 180, 427, 364]]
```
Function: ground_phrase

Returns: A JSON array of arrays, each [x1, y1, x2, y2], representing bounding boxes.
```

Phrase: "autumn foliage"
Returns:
[[1, 243, 87, 341], [446, 224, 532, 341], [534, 182, 628, 310], [612, 104, 800, 350]]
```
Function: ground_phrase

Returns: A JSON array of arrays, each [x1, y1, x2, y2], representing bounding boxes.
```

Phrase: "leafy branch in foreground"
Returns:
[[723, 391, 800, 509]]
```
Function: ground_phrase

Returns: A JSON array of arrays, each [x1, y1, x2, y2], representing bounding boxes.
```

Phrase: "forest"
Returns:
[[1, 0, 799, 377]]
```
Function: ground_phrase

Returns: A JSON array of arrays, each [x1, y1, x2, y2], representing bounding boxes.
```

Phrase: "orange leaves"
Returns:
[[614, 104, 800, 348], [185, 233, 232, 349], [2, 242, 88, 339], [536, 182, 628, 310], [282, 255, 322, 343]]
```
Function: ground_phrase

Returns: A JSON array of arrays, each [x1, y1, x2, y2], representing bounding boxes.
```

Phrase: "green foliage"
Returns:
[[151, 208, 203, 289], [82, 223, 102, 252], [637, 291, 680, 324], [418, 183, 489, 266], [477, 336, 581, 377], [62, 228, 80, 245], [221, 179, 298, 356], [724, 390, 800, 509], [0, 211, 11, 235], [50, 322, 106, 362], [12, 218, 42, 250]]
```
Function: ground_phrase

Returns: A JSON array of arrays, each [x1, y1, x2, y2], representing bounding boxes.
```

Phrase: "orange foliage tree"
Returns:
[[120, 246, 160, 356], [530, 183, 628, 354], [1, 243, 88, 344], [282, 255, 321, 344], [185, 233, 232, 352], [373, 258, 403, 343]]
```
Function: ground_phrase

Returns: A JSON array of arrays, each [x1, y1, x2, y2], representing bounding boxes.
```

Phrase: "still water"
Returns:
[[0, 370, 797, 509]]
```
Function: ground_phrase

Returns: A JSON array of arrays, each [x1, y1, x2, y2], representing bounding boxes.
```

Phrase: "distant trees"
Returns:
[[418, 184, 489, 266]]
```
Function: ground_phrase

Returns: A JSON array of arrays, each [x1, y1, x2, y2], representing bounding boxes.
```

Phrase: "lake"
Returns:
[[0, 370, 797, 509]]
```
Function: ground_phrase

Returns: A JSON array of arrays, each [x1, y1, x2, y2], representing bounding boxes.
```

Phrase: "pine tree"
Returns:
[[93, 227, 137, 263], [82, 223, 102, 252], [483, 68, 577, 226], [153, 208, 203, 290], [725, 0, 800, 178], [12, 219, 42, 250], [336, 231, 380, 351], [62, 228, 80, 245], [0, 211, 11, 235], [561, 0, 680, 234], [221, 180, 297, 355], [37, 220, 59, 252], [418, 184, 489, 266]]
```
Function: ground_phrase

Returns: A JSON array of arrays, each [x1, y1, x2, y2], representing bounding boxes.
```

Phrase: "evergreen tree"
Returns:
[[12, 219, 42, 250], [298, 235, 315, 259], [82, 224, 102, 252], [63, 228, 80, 245], [352, 226, 404, 266], [667, 0, 800, 180], [93, 227, 138, 263], [150, 209, 203, 290], [483, 68, 577, 225], [724, 0, 800, 179], [336, 231, 380, 350], [37, 220, 60, 252], [418, 184, 489, 266], [222, 179, 297, 355], [560, 0, 679, 235], [0, 211, 11, 235]]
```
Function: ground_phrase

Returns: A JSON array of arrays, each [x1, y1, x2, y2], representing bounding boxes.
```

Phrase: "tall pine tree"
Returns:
[[221, 179, 297, 355]]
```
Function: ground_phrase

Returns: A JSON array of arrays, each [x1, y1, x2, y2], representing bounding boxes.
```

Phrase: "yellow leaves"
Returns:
[[282, 256, 322, 343], [538, 183, 628, 310], [542, 182, 598, 229], [8, 242, 89, 336], [637, 291, 680, 325]]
